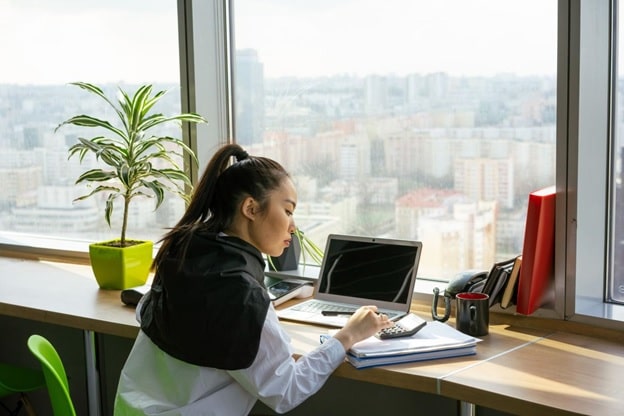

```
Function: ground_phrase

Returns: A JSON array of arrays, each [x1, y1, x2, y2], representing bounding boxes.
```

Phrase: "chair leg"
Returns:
[[0, 398, 22, 416], [0, 400, 12, 414], [18, 394, 36, 416], [0, 393, 36, 416], [12, 400, 23, 416]]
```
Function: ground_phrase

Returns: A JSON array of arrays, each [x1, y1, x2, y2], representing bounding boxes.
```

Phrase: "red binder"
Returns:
[[516, 186, 556, 315]]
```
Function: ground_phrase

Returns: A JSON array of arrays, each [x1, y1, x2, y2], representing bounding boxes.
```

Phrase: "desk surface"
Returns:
[[442, 330, 624, 416], [0, 258, 138, 338], [1, 257, 623, 416]]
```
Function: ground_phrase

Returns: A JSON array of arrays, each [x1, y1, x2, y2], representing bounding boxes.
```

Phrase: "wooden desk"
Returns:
[[0, 258, 139, 415], [1, 257, 623, 416], [282, 319, 549, 397], [441, 329, 624, 415], [0, 258, 139, 338]]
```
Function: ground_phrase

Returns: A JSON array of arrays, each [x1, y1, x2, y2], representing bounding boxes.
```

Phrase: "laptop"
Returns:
[[276, 234, 422, 327]]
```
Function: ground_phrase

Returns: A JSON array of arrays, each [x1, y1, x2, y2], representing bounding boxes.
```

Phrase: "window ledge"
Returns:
[[575, 295, 624, 322], [4, 232, 624, 334], [0, 231, 90, 264]]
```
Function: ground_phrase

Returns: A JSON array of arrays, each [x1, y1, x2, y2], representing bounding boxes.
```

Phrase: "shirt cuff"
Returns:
[[317, 336, 347, 368]]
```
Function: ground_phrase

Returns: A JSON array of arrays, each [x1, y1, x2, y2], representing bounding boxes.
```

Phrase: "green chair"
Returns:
[[26, 335, 76, 416], [0, 361, 45, 416]]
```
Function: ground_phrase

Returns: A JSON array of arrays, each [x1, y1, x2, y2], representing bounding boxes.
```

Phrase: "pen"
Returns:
[[321, 310, 355, 316], [321, 310, 388, 318]]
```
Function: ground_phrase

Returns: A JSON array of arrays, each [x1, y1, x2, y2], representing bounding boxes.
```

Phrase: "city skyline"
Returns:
[[0, 68, 556, 277]]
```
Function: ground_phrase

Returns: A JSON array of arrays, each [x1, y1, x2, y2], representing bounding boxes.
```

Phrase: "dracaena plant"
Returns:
[[268, 227, 324, 270], [293, 228, 324, 265], [55, 82, 207, 247]]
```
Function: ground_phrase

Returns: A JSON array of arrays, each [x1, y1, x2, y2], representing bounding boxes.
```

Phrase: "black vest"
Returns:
[[141, 233, 270, 370]]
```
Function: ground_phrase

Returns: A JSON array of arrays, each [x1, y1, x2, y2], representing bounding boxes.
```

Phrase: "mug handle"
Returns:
[[431, 287, 451, 322], [469, 304, 477, 320], [469, 304, 477, 333]]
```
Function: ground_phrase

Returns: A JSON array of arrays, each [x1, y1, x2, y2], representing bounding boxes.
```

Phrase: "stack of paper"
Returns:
[[338, 321, 480, 369]]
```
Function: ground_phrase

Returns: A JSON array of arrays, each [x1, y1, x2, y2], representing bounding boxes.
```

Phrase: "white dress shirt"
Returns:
[[114, 305, 346, 415]]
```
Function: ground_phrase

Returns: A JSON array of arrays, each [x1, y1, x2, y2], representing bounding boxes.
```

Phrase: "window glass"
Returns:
[[0, 0, 181, 245], [233, 0, 557, 279], [611, 2, 624, 303]]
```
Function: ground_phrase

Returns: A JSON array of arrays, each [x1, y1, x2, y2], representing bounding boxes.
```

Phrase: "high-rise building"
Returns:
[[454, 157, 514, 209], [365, 75, 388, 115], [235, 49, 265, 145], [395, 188, 496, 277]]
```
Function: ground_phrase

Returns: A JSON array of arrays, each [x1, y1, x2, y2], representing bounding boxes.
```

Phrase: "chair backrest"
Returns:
[[27, 335, 77, 416], [0, 362, 45, 396]]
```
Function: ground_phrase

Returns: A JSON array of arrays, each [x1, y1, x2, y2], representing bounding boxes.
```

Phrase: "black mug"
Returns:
[[455, 292, 489, 336]]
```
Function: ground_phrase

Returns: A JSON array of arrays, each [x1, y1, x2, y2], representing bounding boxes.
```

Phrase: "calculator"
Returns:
[[376, 313, 427, 339]]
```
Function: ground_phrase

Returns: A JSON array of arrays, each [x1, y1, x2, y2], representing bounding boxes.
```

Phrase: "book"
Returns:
[[482, 257, 515, 307], [500, 256, 522, 309], [488, 268, 511, 307], [516, 186, 556, 315], [346, 345, 477, 369], [326, 321, 480, 369]]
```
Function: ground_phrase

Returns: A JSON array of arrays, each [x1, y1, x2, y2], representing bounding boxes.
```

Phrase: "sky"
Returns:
[[0, 0, 179, 85], [0, 0, 558, 85], [234, 0, 558, 78]]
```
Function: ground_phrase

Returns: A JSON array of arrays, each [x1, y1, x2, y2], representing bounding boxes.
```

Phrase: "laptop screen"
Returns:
[[317, 235, 421, 304]]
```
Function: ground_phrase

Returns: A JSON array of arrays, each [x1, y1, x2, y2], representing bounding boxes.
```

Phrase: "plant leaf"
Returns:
[[57, 82, 206, 241], [73, 185, 121, 202], [141, 180, 165, 209], [75, 169, 118, 184]]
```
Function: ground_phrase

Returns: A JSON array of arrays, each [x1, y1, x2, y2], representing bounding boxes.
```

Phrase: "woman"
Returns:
[[114, 143, 392, 415]]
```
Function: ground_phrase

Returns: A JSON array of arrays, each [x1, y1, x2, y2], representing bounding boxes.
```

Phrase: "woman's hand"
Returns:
[[332, 306, 394, 351]]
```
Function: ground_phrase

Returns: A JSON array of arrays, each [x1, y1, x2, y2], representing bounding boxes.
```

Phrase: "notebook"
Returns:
[[276, 234, 422, 327]]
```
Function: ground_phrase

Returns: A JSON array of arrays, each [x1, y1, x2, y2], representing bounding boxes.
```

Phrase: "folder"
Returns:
[[345, 344, 477, 369], [516, 186, 556, 315], [324, 321, 480, 369]]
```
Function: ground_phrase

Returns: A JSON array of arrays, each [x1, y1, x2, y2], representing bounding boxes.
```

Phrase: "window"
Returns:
[[612, 1, 624, 305], [570, 0, 624, 322], [0, 1, 181, 248], [231, 0, 557, 280], [2, 1, 624, 326]]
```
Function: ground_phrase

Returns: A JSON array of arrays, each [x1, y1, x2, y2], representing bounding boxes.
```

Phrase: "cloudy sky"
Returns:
[[234, 0, 558, 78], [1, 0, 558, 85], [0, 0, 178, 85]]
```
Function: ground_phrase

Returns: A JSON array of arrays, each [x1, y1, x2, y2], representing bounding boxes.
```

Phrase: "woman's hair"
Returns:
[[153, 143, 290, 267]]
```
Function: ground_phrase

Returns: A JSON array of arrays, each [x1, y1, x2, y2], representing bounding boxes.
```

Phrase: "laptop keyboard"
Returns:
[[291, 300, 399, 319], [291, 300, 357, 314]]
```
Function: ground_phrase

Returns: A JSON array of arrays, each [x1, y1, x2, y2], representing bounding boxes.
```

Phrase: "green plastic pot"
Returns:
[[88, 240, 153, 289]]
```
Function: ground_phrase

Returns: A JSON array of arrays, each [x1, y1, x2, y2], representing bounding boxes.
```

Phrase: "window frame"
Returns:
[[3, 0, 624, 329], [177, 0, 233, 167], [562, 0, 624, 327]]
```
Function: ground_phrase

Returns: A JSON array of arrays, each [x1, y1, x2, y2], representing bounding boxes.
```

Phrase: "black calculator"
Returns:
[[376, 313, 427, 339]]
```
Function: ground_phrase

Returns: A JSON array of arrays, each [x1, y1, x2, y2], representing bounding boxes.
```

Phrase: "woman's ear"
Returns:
[[241, 196, 258, 221]]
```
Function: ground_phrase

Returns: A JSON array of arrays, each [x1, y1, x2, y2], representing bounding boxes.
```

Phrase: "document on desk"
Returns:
[[327, 321, 480, 369]]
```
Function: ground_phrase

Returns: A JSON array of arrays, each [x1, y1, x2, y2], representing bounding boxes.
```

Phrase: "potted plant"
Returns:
[[269, 227, 324, 271], [55, 82, 207, 289]]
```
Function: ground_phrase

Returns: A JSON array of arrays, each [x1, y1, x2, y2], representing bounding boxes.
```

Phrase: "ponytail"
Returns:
[[153, 143, 289, 268]]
